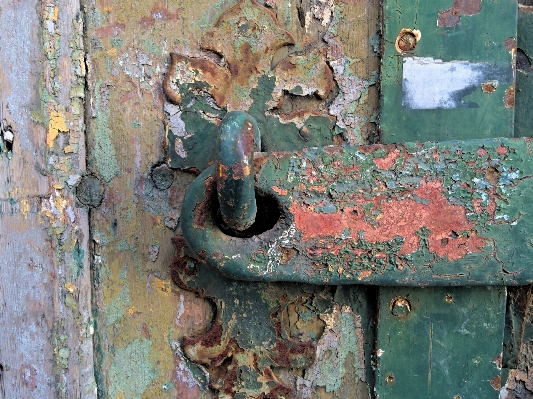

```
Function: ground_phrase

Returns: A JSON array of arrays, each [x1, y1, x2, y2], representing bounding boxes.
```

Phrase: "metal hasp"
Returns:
[[181, 137, 533, 286], [216, 111, 261, 231]]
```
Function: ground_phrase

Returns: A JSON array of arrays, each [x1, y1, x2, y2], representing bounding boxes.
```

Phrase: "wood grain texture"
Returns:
[[0, 0, 95, 397]]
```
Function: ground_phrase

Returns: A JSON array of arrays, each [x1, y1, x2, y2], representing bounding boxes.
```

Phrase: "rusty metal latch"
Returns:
[[181, 118, 533, 286]]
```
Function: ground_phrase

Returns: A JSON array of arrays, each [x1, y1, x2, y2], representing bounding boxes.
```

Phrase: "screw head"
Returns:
[[395, 29, 421, 53]]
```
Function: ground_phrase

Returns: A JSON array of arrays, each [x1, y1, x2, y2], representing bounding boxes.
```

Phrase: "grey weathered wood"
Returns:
[[0, 0, 95, 397]]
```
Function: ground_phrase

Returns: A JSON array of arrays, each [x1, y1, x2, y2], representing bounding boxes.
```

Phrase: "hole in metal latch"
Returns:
[[215, 190, 280, 238]]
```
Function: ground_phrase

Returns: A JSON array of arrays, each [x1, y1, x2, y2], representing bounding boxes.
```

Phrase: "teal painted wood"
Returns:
[[381, 0, 517, 143], [181, 138, 533, 285], [375, 287, 506, 398]]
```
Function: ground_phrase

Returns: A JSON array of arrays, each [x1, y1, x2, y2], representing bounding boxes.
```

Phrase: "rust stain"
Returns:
[[497, 145, 509, 155], [231, 162, 251, 180], [477, 148, 488, 157], [505, 86, 515, 108], [272, 186, 289, 196], [490, 375, 502, 390], [504, 37, 517, 52], [373, 149, 401, 170], [291, 180, 488, 260], [481, 81, 498, 94], [437, 0, 482, 27], [164, 0, 295, 110], [139, 1, 177, 28], [192, 175, 215, 229], [94, 22, 125, 38], [163, 53, 231, 106]]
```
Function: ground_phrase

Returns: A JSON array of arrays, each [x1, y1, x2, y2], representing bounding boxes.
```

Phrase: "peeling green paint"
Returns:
[[108, 338, 159, 399], [105, 287, 130, 327], [93, 81, 120, 182]]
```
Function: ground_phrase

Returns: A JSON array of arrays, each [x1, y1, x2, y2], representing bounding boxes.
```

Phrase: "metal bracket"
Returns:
[[181, 137, 533, 285]]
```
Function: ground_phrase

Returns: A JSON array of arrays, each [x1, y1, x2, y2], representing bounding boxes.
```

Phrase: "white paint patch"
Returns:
[[403, 57, 501, 109]]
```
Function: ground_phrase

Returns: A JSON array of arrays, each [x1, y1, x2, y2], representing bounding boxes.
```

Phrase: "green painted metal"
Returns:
[[381, 0, 517, 143], [216, 111, 260, 231], [375, 286, 506, 398], [166, 74, 342, 172], [171, 237, 376, 397], [516, 6, 533, 137], [181, 137, 533, 285]]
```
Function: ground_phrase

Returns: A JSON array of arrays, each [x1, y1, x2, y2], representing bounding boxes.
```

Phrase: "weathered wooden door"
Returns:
[[2, 0, 533, 398]]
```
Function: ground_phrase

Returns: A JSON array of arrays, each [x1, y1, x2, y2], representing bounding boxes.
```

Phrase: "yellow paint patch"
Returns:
[[106, 48, 118, 57], [47, 112, 69, 147], [153, 278, 172, 296], [65, 282, 76, 293], [19, 199, 30, 218], [116, 391, 125, 399], [127, 306, 137, 316]]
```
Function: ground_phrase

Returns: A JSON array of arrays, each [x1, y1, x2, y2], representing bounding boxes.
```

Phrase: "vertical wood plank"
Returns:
[[0, 0, 95, 397]]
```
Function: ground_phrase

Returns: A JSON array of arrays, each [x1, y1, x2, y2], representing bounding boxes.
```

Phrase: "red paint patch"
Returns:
[[95, 22, 125, 38], [272, 185, 288, 196], [373, 149, 401, 170], [472, 198, 483, 214], [291, 180, 487, 261], [497, 145, 508, 155], [477, 148, 488, 157]]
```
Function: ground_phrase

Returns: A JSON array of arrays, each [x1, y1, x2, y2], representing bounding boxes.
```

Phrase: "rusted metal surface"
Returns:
[[182, 138, 533, 285], [172, 236, 375, 397], [84, 0, 380, 396], [81, 0, 533, 397]]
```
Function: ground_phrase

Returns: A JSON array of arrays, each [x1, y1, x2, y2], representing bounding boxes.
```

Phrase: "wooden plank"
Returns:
[[376, 287, 506, 398], [0, 0, 95, 397]]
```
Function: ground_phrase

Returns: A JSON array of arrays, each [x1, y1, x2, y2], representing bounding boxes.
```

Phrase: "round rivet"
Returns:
[[151, 164, 174, 190], [76, 175, 104, 208]]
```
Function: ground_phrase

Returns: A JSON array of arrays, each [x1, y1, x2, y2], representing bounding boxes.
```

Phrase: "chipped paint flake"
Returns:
[[47, 111, 69, 147]]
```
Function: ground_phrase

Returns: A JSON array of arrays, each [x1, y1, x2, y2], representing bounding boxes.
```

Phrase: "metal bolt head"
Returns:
[[151, 164, 174, 190], [76, 175, 104, 208]]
